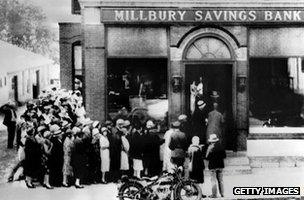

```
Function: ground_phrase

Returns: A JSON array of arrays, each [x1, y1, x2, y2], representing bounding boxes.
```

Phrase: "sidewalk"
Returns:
[[0, 167, 302, 200]]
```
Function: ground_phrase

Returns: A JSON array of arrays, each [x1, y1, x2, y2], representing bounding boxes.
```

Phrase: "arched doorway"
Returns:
[[183, 35, 236, 149]]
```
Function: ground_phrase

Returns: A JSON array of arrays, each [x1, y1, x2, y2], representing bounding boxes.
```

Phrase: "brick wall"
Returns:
[[59, 23, 82, 90], [83, 24, 106, 122]]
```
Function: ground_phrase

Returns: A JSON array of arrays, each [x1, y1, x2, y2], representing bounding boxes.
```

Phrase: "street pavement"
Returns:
[[0, 167, 303, 200]]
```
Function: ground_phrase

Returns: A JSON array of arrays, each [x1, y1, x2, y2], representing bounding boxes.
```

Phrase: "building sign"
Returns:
[[101, 8, 304, 23]]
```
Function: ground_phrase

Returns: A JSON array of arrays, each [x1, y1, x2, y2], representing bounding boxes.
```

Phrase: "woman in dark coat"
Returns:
[[191, 100, 209, 145], [49, 133, 64, 187], [129, 123, 144, 178], [108, 120, 123, 182], [71, 131, 88, 188], [142, 121, 164, 177], [24, 128, 42, 188]]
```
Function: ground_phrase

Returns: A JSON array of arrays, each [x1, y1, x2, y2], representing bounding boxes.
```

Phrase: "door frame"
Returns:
[[182, 60, 237, 125]]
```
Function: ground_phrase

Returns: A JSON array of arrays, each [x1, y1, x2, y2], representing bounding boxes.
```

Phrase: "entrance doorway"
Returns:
[[185, 64, 234, 149], [33, 70, 40, 99], [11, 76, 18, 102]]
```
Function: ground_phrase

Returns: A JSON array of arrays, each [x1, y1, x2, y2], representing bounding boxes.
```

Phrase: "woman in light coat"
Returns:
[[99, 127, 110, 183], [62, 129, 74, 187]]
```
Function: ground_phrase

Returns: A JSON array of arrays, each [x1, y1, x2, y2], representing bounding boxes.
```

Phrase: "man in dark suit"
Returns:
[[0, 101, 17, 149]]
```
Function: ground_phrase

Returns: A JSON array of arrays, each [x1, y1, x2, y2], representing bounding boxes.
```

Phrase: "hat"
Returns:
[[101, 127, 108, 133], [210, 91, 220, 98], [92, 121, 100, 128], [208, 134, 219, 143], [178, 114, 187, 122], [82, 126, 91, 135], [72, 127, 81, 135], [171, 121, 181, 128], [49, 124, 61, 135], [105, 120, 113, 126], [92, 128, 100, 136], [43, 131, 52, 139], [37, 126, 47, 133], [65, 129, 73, 135], [116, 119, 125, 126], [197, 100, 205, 107], [62, 120, 70, 128], [124, 120, 131, 127], [81, 118, 93, 126]]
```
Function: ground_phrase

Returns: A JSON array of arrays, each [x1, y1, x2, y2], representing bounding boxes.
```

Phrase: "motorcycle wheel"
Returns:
[[118, 181, 144, 200], [174, 181, 202, 200]]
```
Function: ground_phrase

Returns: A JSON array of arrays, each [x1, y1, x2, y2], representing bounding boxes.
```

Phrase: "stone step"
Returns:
[[249, 156, 304, 168], [226, 151, 247, 158], [225, 156, 250, 166], [205, 166, 252, 175]]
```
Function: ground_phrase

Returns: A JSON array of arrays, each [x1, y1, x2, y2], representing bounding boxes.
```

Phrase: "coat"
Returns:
[[72, 137, 88, 179], [99, 135, 110, 172], [188, 144, 205, 183], [169, 129, 188, 159], [24, 136, 42, 177], [62, 137, 74, 176], [206, 110, 224, 140], [1, 105, 17, 126], [206, 142, 226, 170], [129, 130, 144, 160], [142, 131, 164, 176], [191, 107, 208, 144], [109, 128, 122, 171]]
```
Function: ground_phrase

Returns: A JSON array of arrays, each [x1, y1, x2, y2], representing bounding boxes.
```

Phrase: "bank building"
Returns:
[[59, 0, 304, 170]]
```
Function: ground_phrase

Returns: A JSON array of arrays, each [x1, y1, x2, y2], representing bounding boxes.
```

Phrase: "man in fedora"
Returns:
[[206, 134, 226, 198]]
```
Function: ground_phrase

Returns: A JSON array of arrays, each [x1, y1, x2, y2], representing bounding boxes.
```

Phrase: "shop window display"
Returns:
[[249, 58, 304, 127], [107, 58, 168, 120]]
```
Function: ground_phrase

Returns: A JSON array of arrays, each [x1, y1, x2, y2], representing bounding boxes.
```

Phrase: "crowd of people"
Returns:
[[3, 87, 226, 198]]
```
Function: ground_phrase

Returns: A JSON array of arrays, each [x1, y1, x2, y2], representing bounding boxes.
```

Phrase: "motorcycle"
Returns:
[[117, 167, 202, 200]]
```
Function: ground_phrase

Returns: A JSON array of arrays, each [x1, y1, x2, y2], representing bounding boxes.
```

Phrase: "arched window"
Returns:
[[185, 37, 232, 60]]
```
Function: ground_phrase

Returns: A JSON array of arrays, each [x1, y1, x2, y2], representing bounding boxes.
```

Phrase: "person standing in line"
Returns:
[[0, 101, 17, 149], [187, 136, 205, 183], [62, 129, 74, 187], [168, 121, 188, 168], [23, 127, 42, 188], [162, 123, 174, 172], [109, 119, 124, 182], [91, 128, 101, 183], [206, 102, 225, 144], [129, 121, 144, 179], [71, 129, 87, 188], [191, 100, 208, 145], [100, 127, 110, 184], [206, 134, 226, 198]]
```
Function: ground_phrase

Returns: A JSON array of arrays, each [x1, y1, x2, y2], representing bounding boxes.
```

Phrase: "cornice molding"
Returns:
[[79, 0, 304, 8]]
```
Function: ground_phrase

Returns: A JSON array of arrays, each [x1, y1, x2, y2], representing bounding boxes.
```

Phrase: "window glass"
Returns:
[[250, 58, 304, 127]]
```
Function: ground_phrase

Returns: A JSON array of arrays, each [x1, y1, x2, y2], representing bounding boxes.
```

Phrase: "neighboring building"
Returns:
[[59, 0, 304, 164], [0, 40, 54, 106]]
